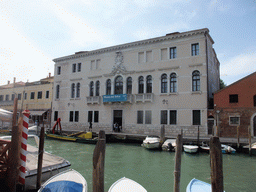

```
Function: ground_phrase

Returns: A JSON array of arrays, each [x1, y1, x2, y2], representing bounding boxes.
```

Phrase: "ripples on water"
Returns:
[[27, 138, 255, 192]]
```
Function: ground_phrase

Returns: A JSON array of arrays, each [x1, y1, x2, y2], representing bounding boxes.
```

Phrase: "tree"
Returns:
[[220, 79, 226, 89]]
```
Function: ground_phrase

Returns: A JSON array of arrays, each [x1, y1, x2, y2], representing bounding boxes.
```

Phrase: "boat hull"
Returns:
[[46, 133, 98, 144], [186, 178, 211, 192], [108, 177, 147, 192], [142, 142, 160, 149], [183, 145, 198, 153]]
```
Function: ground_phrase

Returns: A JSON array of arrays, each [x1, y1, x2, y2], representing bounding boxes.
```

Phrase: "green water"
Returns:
[[28, 138, 255, 192]]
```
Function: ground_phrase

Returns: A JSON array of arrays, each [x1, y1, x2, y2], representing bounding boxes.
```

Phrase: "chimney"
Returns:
[[7, 80, 10, 84], [13, 77, 16, 84]]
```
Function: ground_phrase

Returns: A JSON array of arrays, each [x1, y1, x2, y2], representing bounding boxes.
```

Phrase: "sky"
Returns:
[[0, 0, 256, 86]]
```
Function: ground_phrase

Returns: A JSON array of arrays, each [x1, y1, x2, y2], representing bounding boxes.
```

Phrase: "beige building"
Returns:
[[52, 28, 220, 137], [0, 74, 54, 127]]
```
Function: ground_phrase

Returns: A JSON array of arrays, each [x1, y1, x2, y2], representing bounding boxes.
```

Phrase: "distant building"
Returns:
[[0, 74, 54, 127], [213, 71, 256, 138], [52, 28, 220, 137]]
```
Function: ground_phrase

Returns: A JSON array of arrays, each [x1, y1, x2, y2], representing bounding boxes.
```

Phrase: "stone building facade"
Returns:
[[213, 71, 256, 138], [52, 28, 220, 137]]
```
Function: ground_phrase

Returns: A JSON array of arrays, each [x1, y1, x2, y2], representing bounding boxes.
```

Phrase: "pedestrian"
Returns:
[[89, 121, 92, 132]]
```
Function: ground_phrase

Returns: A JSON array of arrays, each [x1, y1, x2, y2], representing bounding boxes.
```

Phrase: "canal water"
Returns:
[[28, 138, 255, 192]]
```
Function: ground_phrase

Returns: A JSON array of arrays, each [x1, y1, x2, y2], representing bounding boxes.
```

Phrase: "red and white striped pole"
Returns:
[[19, 110, 30, 185]]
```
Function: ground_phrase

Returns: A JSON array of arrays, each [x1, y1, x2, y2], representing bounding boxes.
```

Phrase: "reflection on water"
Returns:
[[26, 138, 255, 192]]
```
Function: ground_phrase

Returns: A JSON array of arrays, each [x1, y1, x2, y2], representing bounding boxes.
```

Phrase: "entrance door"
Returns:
[[208, 119, 214, 135], [254, 116, 256, 137], [113, 110, 122, 131]]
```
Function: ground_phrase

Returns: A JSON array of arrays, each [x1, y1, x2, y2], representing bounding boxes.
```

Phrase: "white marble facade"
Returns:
[[52, 28, 220, 137]]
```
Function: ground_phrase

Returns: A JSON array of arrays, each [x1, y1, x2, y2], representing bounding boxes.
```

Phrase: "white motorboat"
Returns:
[[141, 136, 161, 149], [183, 145, 199, 153], [162, 139, 176, 151], [200, 142, 210, 153], [108, 177, 147, 192], [186, 178, 225, 192], [38, 169, 87, 192], [221, 144, 236, 154]]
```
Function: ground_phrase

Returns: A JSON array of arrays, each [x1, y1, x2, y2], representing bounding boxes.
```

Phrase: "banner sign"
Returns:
[[103, 94, 127, 102]]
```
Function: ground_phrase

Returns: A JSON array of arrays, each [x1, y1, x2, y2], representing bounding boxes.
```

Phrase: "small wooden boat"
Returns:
[[108, 177, 147, 192], [186, 178, 211, 192], [221, 144, 236, 154], [141, 136, 161, 149], [38, 169, 87, 192], [183, 145, 199, 153], [162, 139, 176, 151], [200, 142, 210, 153]]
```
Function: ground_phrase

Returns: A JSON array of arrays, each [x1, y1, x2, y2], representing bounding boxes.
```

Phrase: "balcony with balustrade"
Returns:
[[86, 96, 100, 104], [135, 93, 154, 103]]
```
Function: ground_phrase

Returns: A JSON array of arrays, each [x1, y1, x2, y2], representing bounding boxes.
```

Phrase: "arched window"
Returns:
[[146, 75, 152, 93], [138, 76, 144, 94], [90, 81, 94, 96], [56, 85, 60, 99], [115, 76, 123, 94], [76, 83, 80, 98], [106, 79, 111, 95], [170, 73, 177, 93], [161, 74, 167, 93], [95, 81, 100, 96], [71, 83, 75, 98], [126, 77, 132, 94], [192, 70, 200, 91]]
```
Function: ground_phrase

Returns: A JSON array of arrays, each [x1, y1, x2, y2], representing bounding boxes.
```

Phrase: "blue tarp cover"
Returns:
[[42, 181, 83, 192]]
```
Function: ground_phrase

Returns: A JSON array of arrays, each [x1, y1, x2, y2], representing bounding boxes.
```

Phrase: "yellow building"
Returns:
[[0, 74, 53, 128]]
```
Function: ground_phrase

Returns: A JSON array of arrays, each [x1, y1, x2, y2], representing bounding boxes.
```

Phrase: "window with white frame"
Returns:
[[146, 75, 152, 93], [76, 83, 80, 98], [57, 66, 61, 75], [56, 85, 60, 99], [88, 111, 99, 123], [191, 43, 199, 56], [18, 93, 22, 100], [37, 91, 42, 99], [161, 110, 168, 124], [126, 77, 132, 94], [138, 76, 144, 94], [137, 111, 143, 124], [90, 81, 94, 96], [0, 95, 3, 101], [30, 92, 35, 100], [169, 110, 177, 125], [5, 95, 9, 101], [192, 70, 200, 91], [106, 79, 111, 95], [115, 76, 123, 95], [170, 73, 177, 93], [161, 74, 167, 93], [11, 94, 15, 101], [229, 116, 240, 126], [193, 110, 201, 125], [95, 81, 100, 96], [170, 47, 177, 59], [71, 83, 75, 98], [72, 63, 76, 73], [77, 63, 81, 72], [46, 91, 49, 99]]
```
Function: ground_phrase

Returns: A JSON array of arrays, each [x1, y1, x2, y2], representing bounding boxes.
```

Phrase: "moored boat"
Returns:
[[183, 145, 199, 153], [221, 144, 236, 154], [141, 135, 161, 149], [108, 177, 147, 192], [162, 139, 176, 151], [38, 169, 87, 192], [186, 178, 211, 192], [200, 142, 210, 153]]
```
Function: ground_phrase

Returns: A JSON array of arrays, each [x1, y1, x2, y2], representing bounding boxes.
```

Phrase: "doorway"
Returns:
[[254, 116, 256, 137], [113, 110, 122, 132], [207, 119, 214, 135]]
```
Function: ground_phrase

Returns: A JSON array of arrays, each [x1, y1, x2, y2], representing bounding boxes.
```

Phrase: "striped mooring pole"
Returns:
[[19, 110, 30, 185]]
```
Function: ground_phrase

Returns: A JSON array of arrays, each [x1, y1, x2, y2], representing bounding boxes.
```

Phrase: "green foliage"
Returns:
[[220, 79, 226, 89]]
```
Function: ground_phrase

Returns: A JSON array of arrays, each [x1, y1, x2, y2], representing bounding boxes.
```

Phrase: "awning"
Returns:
[[0, 108, 13, 122], [29, 111, 46, 116]]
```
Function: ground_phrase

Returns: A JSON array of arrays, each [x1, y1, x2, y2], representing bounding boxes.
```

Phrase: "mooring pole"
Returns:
[[160, 124, 165, 145], [197, 126, 200, 153], [93, 130, 106, 192], [248, 126, 252, 156], [36, 127, 45, 190], [210, 136, 223, 192], [237, 125, 240, 149], [174, 134, 183, 192]]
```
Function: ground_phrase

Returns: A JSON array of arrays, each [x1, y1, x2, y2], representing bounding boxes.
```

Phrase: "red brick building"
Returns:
[[213, 71, 256, 138]]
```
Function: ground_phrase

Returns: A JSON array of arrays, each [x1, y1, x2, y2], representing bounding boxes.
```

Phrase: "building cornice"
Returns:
[[53, 28, 210, 63]]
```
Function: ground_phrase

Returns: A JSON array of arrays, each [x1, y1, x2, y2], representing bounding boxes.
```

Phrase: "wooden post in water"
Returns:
[[210, 136, 223, 192], [237, 125, 240, 149], [8, 98, 21, 192], [216, 126, 219, 137], [248, 126, 252, 156], [93, 130, 106, 192], [174, 134, 183, 192], [160, 125, 165, 145], [36, 127, 45, 190], [197, 126, 200, 153]]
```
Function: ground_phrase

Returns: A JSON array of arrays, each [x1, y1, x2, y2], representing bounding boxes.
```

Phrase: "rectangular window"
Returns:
[[137, 111, 143, 124], [138, 52, 144, 63], [24, 93, 27, 100], [229, 116, 240, 126], [0, 95, 3, 101], [170, 47, 177, 59], [191, 43, 199, 56], [18, 93, 22, 100], [46, 91, 49, 99], [146, 51, 152, 62], [96, 59, 100, 69], [91, 60, 95, 70], [54, 111, 58, 121], [11, 94, 15, 101], [193, 110, 201, 125], [57, 66, 61, 75], [170, 110, 177, 125], [88, 111, 93, 122], [5, 95, 9, 101], [229, 94, 238, 103], [75, 111, 79, 122], [94, 111, 99, 123], [72, 63, 76, 73], [69, 111, 74, 122], [145, 111, 152, 124], [78, 63, 81, 72], [37, 91, 42, 99], [161, 48, 167, 60], [161, 110, 167, 124], [30, 92, 35, 99]]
